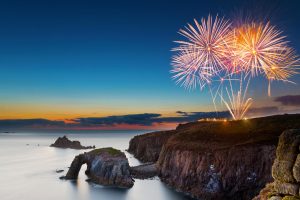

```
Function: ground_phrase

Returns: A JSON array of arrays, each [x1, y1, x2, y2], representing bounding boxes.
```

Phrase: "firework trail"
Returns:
[[171, 15, 299, 120]]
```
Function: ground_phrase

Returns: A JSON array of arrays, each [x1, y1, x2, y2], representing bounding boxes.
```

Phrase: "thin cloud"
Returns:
[[274, 95, 300, 106]]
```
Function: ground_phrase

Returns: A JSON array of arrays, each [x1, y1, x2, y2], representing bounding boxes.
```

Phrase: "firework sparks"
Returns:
[[221, 76, 253, 120], [233, 22, 291, 78], [171, 15, 300, 120], [172, 15, 233, 78], [171, 49, 213, 90]]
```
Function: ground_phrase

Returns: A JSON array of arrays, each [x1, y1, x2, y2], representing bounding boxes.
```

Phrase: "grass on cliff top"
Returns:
[[90, 147, 123, 156], [167, 114, 300, 150]]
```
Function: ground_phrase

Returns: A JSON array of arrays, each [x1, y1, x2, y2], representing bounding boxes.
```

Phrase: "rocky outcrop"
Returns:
[[156, 115, 300, 200], [128, 114, 300, 200], [130, 163, 158, 179], [254, 129, 300, 200], [50, 135, 95, 149], [63, 147, 134, 188], [127, 130, 176, 162]]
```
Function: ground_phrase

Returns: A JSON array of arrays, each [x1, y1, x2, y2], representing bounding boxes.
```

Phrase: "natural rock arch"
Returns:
[[62, 148, 134, 188]]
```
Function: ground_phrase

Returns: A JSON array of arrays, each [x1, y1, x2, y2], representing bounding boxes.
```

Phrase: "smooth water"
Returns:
[[0, 131, 192, 200]]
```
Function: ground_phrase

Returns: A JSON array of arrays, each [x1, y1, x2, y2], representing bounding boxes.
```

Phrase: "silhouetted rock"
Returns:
[[50, 135, 95, 150], [62, 147, 134, 188]]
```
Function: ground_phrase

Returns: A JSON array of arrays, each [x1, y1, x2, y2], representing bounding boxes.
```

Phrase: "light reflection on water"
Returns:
[[0, 131, 193, 200]]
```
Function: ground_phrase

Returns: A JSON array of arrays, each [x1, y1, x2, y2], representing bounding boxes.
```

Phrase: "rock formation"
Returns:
[[50, 135, 95, 149], [254, 129, 300, 200], [128, 114, 300, 199], [130, 163, 158, 179], [62, 147, 134, 188], [127, 130, 176, 162]]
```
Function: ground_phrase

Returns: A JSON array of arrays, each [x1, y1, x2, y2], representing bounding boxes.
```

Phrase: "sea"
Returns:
[[0, 130, 193, 200]]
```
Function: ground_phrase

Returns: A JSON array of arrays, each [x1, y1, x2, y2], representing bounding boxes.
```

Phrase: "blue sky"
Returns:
[[0, 0, 300, 129]]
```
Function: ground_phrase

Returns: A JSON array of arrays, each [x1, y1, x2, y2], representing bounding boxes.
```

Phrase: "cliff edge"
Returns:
[[128, 114, 300, 200]]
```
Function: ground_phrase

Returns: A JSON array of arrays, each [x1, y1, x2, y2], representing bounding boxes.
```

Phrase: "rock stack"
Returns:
[[254, 129, 300, 200], [50, 135, 95, 149]]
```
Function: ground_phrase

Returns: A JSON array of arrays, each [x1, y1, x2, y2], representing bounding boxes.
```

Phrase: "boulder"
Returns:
[[293, 155, 300, 182], [50, 135, 95, 150], [272, 130, 300, 183], [274, 181, 299, 196], [63, 147, 134, 188], [254, 129, 300, 200]]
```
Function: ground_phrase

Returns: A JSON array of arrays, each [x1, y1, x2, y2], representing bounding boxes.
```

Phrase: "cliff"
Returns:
[[63, 147, 134, 188], [127, 130, 176, 162], [128, 114, 300, 199]]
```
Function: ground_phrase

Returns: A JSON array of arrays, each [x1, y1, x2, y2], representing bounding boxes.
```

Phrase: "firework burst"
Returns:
[[172, 15, 233, 80], [171, 15, 300, 120], [233, 22, 291, 77]]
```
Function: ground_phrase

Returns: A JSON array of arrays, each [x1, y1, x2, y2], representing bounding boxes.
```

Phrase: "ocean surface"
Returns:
[[0, 130, 193, 200]]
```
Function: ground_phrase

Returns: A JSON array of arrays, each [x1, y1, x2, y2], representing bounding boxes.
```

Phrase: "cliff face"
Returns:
[[127, 130, 176, 162], [158, 141, 275, 199], [157, 115, 300, 200], [128, 114, 300, 200]]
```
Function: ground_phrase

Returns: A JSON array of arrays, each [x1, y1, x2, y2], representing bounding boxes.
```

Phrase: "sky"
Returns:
[[1, 0, 300, 130]]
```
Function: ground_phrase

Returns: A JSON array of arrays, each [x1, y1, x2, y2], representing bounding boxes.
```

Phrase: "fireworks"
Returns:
[[171, 15, 299, 120], [172, 15, 233, 85]]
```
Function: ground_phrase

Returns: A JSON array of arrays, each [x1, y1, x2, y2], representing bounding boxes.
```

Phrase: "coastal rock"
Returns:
[[254, 129, 300, 200], [272, 129, 300, 183], [293, 154, 300, 182], [130, 163, 158, 179], [129, 114, 300, 200], [63, 147, 134, 188], [273, 181, 299, 196], [128, 130, 176, 162], [50, 135, 95, 150]]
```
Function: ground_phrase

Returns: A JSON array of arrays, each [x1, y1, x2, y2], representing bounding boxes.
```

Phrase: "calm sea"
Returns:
[[0, 130, 193, 200]]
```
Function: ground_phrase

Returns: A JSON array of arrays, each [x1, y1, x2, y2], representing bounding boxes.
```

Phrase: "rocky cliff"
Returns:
[[254, 129, 300, 200], [128, 114, 300, 199], [127, 130, 176, 162], [63, 147, 134, 188]]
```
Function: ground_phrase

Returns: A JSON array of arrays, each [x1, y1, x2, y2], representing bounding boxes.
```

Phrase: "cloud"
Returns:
[[1, 106, 295, 130], [74, 113, 161, 126], [0, 111, 230, 130], [274, 95, 300, 106], [73, 111, 230, 127], [246, 106, 280, 117], [0, 119, 65, 129]]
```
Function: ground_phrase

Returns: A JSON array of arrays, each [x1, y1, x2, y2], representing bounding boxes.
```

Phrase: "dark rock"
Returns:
[[56, 169, 64, 173], [127, 130, 176, 162], [130, 163, 158, 179], [62, 147, 133, 188], [50, 135, 95, 150], [128, 114, 300, 200]]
